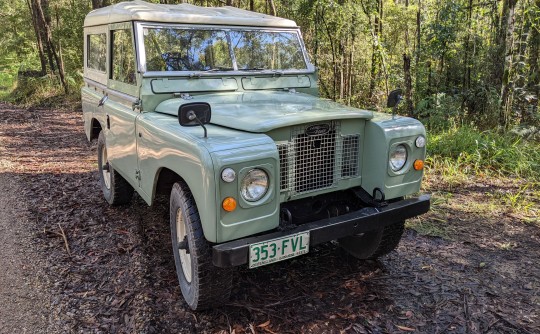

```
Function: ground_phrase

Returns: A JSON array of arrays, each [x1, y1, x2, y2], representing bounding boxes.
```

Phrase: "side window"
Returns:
[[111, 29, 136, 85], [87, 33, 106, 72]]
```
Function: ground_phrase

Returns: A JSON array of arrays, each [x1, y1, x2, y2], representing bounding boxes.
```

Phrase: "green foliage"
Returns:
[[427, 126, 540, 179], [6, 73, 81, 108], [416, 86, 501, 130], [0, 0, 537, 128]]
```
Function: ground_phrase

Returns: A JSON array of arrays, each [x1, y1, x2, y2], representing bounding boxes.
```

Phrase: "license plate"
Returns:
[[249, 232, 310, 269]]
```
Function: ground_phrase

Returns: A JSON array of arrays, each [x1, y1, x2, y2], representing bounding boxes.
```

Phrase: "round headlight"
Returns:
[[389, 144, 408, 171], [415, 136, 426, 148], [221, 168, 236, 183], [241, 169, 269, 202]]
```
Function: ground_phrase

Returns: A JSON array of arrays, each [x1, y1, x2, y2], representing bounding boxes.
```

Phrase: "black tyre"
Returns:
[[338, 221, 405, 259], [170, 182, 233, 310], [97, 131, 134, 205]]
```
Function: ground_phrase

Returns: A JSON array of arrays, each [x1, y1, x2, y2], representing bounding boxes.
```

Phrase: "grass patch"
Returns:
[[426, 126, 540, 180], [406, 191, 454, 239]]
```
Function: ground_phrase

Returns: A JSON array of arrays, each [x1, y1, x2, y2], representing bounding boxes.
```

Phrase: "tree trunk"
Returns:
[[368, 0, 383, 100], [492, 0, 510, 87], [92, 0, 110, 9], [403, 53, 414, 116], [499, 0, 518, 128], [33, 0, 68, 93], [268, 0, 276, 16], [26, 0, 47, 75], [403, 0, 414, 116], [321, 11, 337, 100], [525, 0, 540, 121], [415, 0, 421, 96], [462, 0, 474, 91]]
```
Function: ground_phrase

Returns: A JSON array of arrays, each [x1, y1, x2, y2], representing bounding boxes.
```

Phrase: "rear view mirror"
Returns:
[[178, 102, 212, 138], [387, 89, 403, 108], [178, 102, 211, 126]]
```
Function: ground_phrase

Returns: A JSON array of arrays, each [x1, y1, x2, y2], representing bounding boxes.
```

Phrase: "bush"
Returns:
[[4, 72, 81, 109]]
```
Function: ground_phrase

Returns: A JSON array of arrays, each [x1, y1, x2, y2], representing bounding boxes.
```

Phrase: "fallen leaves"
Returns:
[[0, 102, 539, 334]]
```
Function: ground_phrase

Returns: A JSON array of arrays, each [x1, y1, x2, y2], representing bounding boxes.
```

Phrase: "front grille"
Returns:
[[277, 122, 360, 196]]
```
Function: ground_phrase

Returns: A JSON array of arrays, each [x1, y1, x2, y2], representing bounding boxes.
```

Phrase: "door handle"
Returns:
[[98, 95, 108, 107]]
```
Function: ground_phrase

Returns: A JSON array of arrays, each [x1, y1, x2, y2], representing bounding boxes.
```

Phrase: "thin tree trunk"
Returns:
[[367, 0, 382, 100], [462, 0, 474, 91], [26, 0, 47, 75], [415, 0, 422, 96], [500, 0, 518, 127], [339, 39, 345, 100], [492, 0, 510, 87], [525, 0, 540, 122], [404, 53, 413, 116], [403, 0, 414, 116], [321, 12, 337, 100], [268, 0, 276, 16], [33, 0, 68, 93]]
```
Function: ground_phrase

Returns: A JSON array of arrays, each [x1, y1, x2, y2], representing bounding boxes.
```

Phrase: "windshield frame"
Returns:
[[135, 22, 315, 77]]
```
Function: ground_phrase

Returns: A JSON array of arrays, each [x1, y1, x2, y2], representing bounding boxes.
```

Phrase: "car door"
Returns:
[[82, 27, 108, 140], [104, 23, 140, 188]]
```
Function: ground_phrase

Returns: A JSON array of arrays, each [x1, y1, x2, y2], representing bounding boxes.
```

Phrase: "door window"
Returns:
[[111, 29, 136, 85], [87, 33, 106, 72]]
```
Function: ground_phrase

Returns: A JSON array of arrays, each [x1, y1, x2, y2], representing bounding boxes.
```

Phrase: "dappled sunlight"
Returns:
[[1, 103, 538, 332]]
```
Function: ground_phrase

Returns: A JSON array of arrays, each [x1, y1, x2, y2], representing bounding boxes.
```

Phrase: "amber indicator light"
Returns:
[[222, 197, 237, 212], [414, 159, 424, 171]]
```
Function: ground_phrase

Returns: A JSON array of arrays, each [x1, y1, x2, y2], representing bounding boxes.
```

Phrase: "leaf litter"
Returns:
[[0, 102, 538, 333]]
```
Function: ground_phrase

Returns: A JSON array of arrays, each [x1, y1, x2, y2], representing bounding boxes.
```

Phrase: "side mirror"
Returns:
[[387, 89, 403, 108], [178, 102, 212, 137]]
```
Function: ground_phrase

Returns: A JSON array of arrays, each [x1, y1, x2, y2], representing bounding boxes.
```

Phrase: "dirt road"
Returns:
[[0, 102, 538, 333]]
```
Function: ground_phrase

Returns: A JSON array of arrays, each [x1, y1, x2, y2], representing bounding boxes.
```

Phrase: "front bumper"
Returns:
[[212, 194, 430, 268]]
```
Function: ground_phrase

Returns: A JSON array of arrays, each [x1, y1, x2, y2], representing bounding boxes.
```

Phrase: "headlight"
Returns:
[[221, 168, 236, 183], [415, 136, 426, 148], [389, 144, 408, 171], [241, 169, 269, 202]]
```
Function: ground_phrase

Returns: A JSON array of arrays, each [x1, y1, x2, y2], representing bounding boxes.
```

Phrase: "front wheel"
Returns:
[[338, 221, 405, 259], [97, 131, 133, 205], [170, 182, 232, 310]]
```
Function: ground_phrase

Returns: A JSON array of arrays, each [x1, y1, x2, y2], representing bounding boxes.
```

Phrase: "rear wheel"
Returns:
[[170, 182, 233, 310], [338, 221, 405, 259], [97, 131, 133, 205]]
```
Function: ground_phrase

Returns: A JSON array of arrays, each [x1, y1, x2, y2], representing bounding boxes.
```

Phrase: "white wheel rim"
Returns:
[[176, 208, 192, 283], [101, 146, 111, 190]]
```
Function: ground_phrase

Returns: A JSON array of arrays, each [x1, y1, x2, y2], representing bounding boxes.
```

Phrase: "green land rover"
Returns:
[[82, 1, 430, 310]]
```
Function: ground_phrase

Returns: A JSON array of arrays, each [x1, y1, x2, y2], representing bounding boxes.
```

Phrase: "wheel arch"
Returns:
[[154, 167, 184, 198], [90, 118, 103, 141], [152, 166, 218, 242]]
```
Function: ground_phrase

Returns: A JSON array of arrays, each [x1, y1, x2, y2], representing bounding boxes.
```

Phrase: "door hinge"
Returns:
[[132, 99, 142, 111], [135, 170, 141, 181]]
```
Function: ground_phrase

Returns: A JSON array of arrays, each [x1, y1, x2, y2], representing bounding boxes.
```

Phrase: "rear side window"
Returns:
[[87, 33, 106, 72], [111, 29, 136, 85]]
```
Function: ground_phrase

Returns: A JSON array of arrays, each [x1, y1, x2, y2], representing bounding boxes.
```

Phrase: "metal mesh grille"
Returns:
[[277, 122, 360, 196], [341, 135, 360, 177], [278, 144, 289, 190]]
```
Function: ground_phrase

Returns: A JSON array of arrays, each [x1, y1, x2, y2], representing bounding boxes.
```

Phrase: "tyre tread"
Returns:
[[171, 182, 232, 310]]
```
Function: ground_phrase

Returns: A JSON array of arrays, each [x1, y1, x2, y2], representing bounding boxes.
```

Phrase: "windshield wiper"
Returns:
[[202, 67, 234, 72], [241, 68, 284, 76]]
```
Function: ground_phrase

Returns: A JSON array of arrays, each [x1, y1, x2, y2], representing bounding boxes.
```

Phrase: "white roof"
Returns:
[[84, 1, 298, 28]]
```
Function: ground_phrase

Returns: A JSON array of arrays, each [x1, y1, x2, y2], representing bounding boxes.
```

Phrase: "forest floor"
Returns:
[[0, 102, 539, 333]]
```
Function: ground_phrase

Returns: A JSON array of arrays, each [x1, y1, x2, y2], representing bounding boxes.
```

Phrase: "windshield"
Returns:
[[142, 26, 308, 72]]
